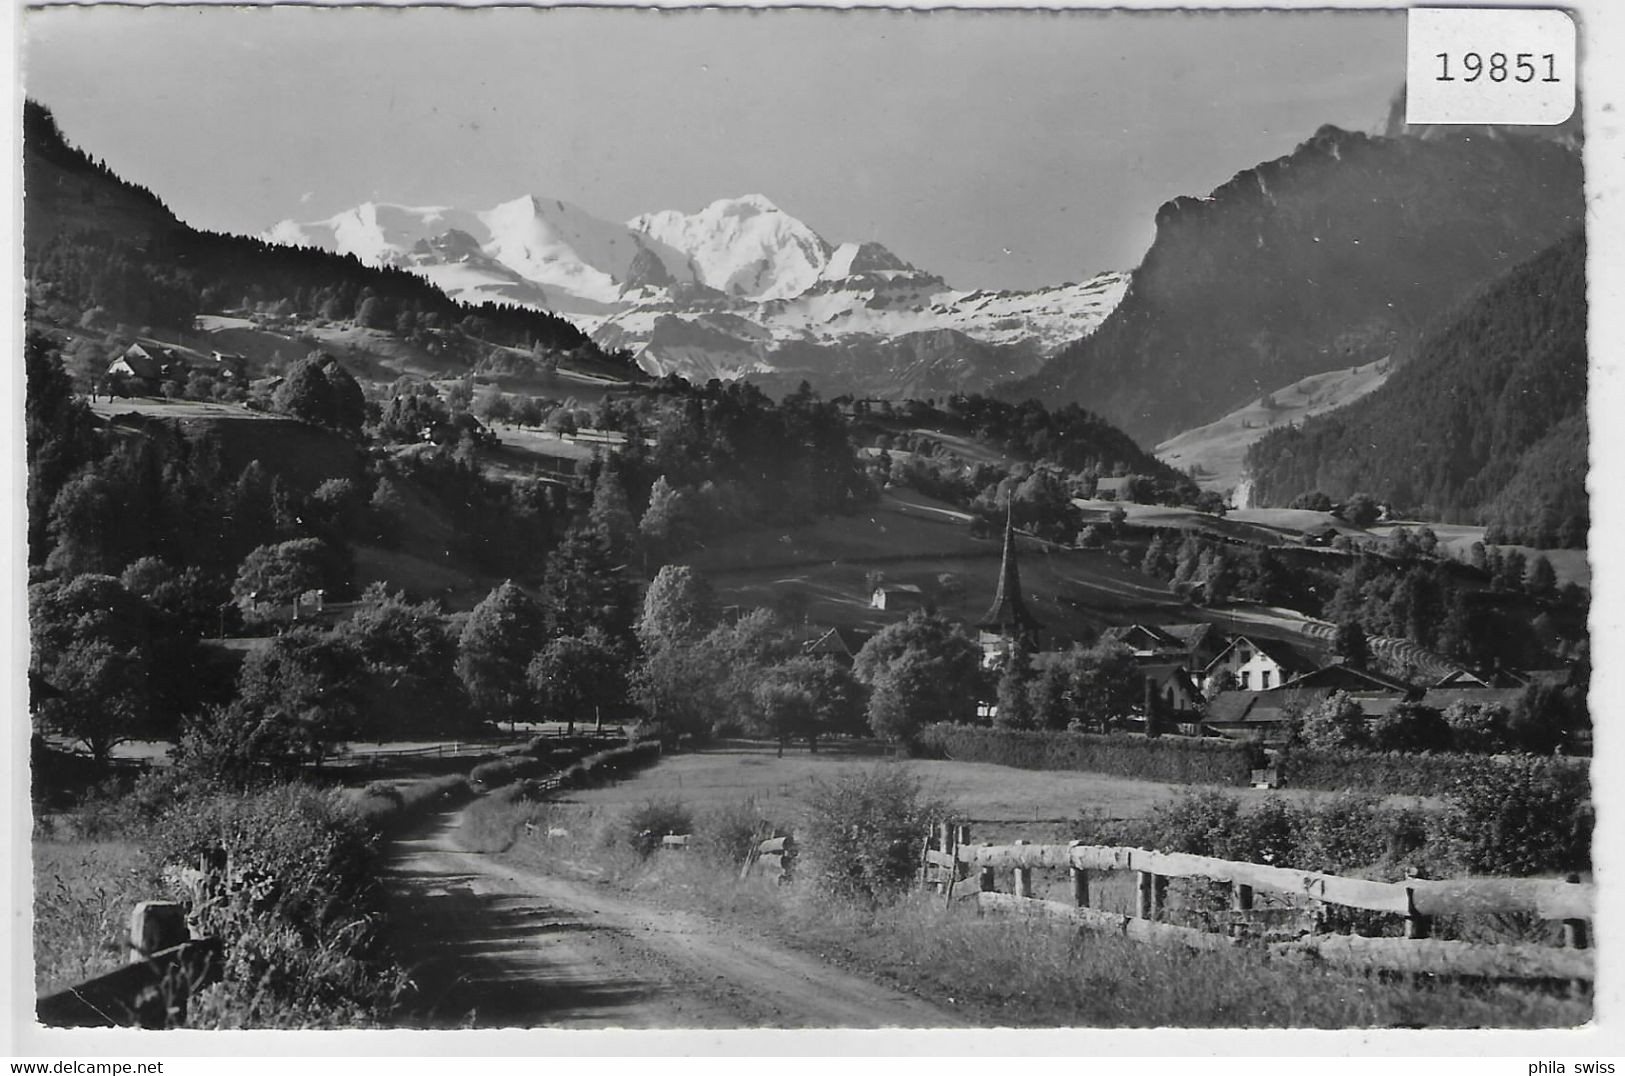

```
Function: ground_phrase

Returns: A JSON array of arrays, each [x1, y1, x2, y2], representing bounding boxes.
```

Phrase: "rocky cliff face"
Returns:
[[1009, 125, 1584, 445]]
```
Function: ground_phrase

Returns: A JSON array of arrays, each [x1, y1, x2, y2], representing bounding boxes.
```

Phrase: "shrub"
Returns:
[[1293, 791, 1389, 874], [147, 783, 403, 1026], [917, 724, 1254, 786], [693, 798, 781, 867], [1276, 745, 1590, 797], [618, 798, 694, 858], [1438, 756, 1592, 875], [469, 756, 545, 789], [799, 764, 944, 906], [1147, 790, 1239, 856]]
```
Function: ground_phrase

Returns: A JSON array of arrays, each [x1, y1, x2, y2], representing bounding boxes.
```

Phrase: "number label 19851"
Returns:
[[1407, 9, 1575, 125], [1434, 51, 1560, 85]]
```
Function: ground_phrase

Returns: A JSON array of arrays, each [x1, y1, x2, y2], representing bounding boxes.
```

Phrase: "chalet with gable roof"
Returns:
[[1203, 634, 1315, 693], [802, 626, 870, 666], [107, 343, 181, 395]]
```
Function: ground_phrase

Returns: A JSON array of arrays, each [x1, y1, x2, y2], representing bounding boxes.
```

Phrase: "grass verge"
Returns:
[[457, 790, 1589, 1028]]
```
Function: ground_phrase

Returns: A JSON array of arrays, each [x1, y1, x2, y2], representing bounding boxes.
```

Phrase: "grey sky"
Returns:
[[23, 5, 1405, 290]]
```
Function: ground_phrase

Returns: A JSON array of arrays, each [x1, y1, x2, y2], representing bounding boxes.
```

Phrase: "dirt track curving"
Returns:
[[382, 809, 955, 1029]]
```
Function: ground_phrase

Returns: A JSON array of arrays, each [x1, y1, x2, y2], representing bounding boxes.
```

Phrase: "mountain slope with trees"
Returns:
[[23, 100, 599, 359], [1243, 231, 1586, 546], [1006, 125, 1583, 445]]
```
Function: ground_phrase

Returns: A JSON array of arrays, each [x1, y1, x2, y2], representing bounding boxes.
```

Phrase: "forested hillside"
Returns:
[[1007, 125, 1583, 444], [23, 101, 598, 358], [1244, 232, 1586, 547]]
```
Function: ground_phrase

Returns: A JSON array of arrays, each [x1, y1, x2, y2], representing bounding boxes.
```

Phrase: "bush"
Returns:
[[917, 724, 1254, 786], [351, 775, 473, 834], [1276, 745, 1590, 797], [147, 783, 404, 1026], [1438, 756, 1592, 875], [1147, 790, 1240, 856], [618, 798, 693, 858], [799, 764, 944, 906], [693, 798, 781, 867], [469, 756, 545, 789]]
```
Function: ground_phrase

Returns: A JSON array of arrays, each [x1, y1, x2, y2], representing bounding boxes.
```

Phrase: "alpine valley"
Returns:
[[266, 194, 1129, 400]]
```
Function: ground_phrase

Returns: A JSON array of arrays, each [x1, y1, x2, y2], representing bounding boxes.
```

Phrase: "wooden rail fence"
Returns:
[[657, 832, 796, 883], [37, 900, 221, 1028], [919, 822, 1594, 984]]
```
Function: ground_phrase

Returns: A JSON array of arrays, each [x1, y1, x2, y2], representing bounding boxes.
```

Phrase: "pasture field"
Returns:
[[1154, 359, 1391, 494], [551, 742, 1436, 841], [683, 490, 1197, 640]]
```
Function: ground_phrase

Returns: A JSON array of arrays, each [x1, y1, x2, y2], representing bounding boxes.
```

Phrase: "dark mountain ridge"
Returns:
[[23, 100, 597, 358], [1244, 231, 1586, 546], [1006, 124, 1584, 445]]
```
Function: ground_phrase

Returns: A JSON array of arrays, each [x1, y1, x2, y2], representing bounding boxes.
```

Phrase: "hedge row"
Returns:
[[469, 756, 547, 789], [351, 774, 476, 834], [556, 741, 662, 789], [915, 723, 1592, 799], [916, 724, 1259, 786], [1276, 746, 1591, 798], [495, 741, 665, 804]]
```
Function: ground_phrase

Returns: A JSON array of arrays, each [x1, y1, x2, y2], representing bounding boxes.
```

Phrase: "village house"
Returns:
[[870, 584, 927, 612], [1202, 634, 1316, 692], [106, 343, 183, 395], [801, 626, 870, 666]]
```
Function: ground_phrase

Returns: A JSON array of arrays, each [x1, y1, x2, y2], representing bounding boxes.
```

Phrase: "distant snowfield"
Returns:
[[265, 192, 1130, 389], [1155, 358, 1392, 498]]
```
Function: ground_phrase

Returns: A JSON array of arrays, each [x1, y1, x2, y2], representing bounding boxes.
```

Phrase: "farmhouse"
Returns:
[[870, 584, 927, 612], [106, 343, 182, 395], [1101, 622, 1223, 667], [802, 626, 870, 666], [1202, 634, 1315, 692]]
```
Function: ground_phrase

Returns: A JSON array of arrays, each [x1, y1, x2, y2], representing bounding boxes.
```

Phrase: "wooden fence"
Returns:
[[37, 901, 220, 1028], [658, 832, 796, 883], [920, 823, 1594, 984]]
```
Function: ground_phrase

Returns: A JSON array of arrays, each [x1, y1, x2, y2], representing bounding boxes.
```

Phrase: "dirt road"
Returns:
[[382, 810, 956, 1029]]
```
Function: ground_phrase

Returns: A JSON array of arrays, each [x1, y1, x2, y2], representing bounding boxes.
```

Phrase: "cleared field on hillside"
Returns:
[[93, 399, 364, 494], [554, 743, 1434, 842], [685, 490, 1196, 640], [1154, 359, 1391, 495]]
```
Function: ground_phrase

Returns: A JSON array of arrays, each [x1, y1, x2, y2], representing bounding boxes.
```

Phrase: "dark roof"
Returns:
[[1162, 622, 1220, 649], [1205, 635, 1317, 677], [1101, 624, 1184, 652], [804, 626, 869, 658], [977, 514, 1042, 634], [112, 345, 163, 380], [1285, 662, 1414, 693]]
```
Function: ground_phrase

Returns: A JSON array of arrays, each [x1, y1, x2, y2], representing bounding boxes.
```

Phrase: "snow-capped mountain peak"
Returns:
[[628, 194, 834, 301]]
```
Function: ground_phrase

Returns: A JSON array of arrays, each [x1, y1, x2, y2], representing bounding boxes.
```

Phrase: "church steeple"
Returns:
[[977, 505, 1041, 637]]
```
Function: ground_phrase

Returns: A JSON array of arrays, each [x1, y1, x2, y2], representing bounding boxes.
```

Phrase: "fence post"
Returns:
[[1403, 884, 1433, 940], [978, 842, 996, 895], [1135, 870, 1153, 919], [1012, 839, 1033, 899], [1067, 840, 1089, 908], [129, 901, 188, 963], [1562, 873, 1589, 950]]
